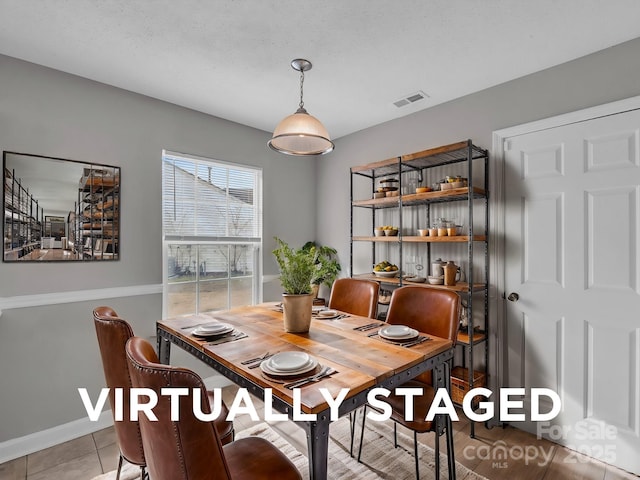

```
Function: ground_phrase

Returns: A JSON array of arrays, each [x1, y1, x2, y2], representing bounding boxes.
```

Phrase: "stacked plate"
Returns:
[[191, 322, 234, 338], [260, 351, 318, 377], [378, 325, 419, 341], [316, 309, 339, 319]]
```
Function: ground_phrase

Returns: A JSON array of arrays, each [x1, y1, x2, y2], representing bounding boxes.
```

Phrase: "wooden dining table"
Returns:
[[156, 302, 456, 480]]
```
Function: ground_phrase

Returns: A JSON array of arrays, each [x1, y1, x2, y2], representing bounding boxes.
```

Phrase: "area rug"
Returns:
[[92, 417, 488, 480]]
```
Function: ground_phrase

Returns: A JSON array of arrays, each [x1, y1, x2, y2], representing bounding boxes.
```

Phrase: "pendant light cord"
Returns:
[[298, 70, 305, 110]]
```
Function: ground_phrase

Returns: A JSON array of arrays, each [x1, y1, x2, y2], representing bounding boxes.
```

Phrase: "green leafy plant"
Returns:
[[272, 237, 319, 294], [302, 241, 341, 288]]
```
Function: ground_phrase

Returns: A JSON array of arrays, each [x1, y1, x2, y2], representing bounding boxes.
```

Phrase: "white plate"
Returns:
[[317, 309, 338, 318], [312, 306, 325, 313], [379, 325, 419, 341], [261, 357, 318, 377], [192, 324, 233, 337], [267, 351, 310, 371]]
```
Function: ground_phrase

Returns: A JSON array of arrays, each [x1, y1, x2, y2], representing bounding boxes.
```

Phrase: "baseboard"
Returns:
[[0, 410, 113, 464], [0, 374, 228, 464]]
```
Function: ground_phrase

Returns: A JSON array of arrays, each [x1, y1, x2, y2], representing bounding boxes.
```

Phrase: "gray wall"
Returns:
[[0, 54, 316, 442]]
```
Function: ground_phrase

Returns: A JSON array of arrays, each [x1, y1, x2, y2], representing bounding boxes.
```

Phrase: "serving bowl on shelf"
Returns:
[[373, 270, 399, 278]]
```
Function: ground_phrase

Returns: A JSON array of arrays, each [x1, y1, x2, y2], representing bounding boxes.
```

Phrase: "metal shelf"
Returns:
[[349, 139, 490, 438]]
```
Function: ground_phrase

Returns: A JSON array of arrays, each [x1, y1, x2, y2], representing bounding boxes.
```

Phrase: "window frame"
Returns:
[[161, 150, 263, 318]]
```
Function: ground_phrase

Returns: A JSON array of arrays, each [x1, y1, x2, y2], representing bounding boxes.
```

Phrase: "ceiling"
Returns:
[[1, 1, 640, 140]]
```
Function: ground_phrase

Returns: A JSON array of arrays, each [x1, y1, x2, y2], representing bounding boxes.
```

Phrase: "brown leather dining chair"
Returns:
[[125, 336, 302, 480], [93, 306, 234, 479], [328, 277, 380, 318], [357, 286, 461, 479], [328, 277, 381, 454]]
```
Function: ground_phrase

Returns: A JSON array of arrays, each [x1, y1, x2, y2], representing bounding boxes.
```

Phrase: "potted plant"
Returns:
[[272, 237, 319, 333], [302, 241, 341, 298]]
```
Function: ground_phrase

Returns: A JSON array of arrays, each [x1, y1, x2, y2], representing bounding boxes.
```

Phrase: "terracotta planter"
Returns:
[[282, 293, 314, 333]]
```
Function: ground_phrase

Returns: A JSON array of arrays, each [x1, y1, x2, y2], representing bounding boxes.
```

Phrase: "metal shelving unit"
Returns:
[[3, 167, 43, 260], [349, 139, 489, 437], [77, 167, 120, 260]]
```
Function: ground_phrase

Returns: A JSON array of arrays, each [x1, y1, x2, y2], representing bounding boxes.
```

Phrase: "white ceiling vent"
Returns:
[[393, 90, 429, 108]]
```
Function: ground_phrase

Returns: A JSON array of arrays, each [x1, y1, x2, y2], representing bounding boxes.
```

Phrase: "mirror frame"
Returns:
[[3, 151, 121, 262]]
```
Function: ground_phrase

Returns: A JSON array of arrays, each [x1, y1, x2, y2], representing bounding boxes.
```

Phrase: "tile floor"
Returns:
[[1, 385, 638, 480]]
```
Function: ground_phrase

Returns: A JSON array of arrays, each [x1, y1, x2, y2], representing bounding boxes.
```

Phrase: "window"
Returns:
[[162, 151, 262, 318]]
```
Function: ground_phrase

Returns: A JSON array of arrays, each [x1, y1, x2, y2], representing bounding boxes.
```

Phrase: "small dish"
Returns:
[[427, 276, 444, 285], [408, 276, 426, 283], [415, 187, 431, 194], [374, 229, 385, 237], [384, 229, 399, 236], [317, 309, 338, 318]]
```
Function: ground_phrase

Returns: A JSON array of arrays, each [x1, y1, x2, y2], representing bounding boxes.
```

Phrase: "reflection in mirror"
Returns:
[[3, 152, 120, 261]]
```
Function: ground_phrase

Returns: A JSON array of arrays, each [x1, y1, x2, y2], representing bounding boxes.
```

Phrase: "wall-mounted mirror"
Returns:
[[3, 152, 120, 261]]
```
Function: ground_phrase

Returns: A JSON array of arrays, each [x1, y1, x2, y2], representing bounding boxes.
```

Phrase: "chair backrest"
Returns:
[[386, 287, 461, 385], [126, 336, 231, 480], [328, 278, 380, 318], [386, 286, 460, 342], [93, 306, 145, 467]]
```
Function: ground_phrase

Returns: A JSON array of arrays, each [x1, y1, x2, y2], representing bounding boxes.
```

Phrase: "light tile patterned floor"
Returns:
[[1, 385, 637, 480]]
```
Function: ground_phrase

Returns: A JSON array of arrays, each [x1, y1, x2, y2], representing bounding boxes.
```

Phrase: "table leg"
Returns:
[[444, 361, 456, 480], [434, 360, 457, 480], [305, 417, 330, 480], [157, 334, 172, 365]]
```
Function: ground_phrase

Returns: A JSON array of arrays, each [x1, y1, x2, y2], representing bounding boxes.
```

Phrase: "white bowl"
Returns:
[[373, 270, 398, 278], [427, 276, 444, 285]]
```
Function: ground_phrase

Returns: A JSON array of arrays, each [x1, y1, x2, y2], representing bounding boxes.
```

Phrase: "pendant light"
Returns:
[[268, 58, 334, 156]]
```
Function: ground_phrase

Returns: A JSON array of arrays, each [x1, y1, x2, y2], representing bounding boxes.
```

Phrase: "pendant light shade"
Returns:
[[268, 59, 334, 156]]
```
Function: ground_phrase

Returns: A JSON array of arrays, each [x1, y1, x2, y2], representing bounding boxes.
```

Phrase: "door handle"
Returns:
[[507, 292, 519, 302]]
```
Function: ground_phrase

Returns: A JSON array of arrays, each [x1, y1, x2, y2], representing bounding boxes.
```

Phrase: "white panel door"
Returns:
[[504, 109, 640, 474]]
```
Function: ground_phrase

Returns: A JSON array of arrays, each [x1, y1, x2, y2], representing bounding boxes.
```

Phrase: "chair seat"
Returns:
[[224, 437, 301, 479], [386, 381, 436, 433]]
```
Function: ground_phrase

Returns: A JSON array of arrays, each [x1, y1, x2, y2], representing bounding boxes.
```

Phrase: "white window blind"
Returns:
[[162, 151, 262, 317]]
